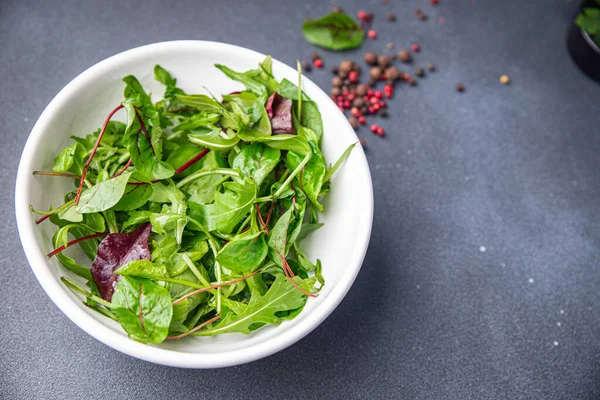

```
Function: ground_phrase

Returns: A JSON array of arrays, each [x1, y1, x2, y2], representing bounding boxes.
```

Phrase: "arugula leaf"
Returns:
[[195, 275, 314, 335], [75, 172, 132, 214], [302, 12, 364, 51], [111, 275, 173, 344]]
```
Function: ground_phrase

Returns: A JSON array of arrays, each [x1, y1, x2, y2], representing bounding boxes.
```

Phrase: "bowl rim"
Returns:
[[14, 40, 373, 369]]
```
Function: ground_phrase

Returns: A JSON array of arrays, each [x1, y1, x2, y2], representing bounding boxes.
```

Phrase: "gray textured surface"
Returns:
[[2, 0, 600, 398]]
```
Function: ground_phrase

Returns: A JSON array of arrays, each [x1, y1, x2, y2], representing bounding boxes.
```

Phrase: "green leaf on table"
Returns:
[[110, 275, 173, 344], [216, 232, 268, 273], [195, 275, 314, 336], [302, 12, 364, 51], [75, 172, 132, 214]]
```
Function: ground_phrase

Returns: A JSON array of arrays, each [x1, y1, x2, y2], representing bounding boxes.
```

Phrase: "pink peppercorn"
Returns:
[[367, 89, 374, 97], [348, 71, 359, 83], [373, 103, 381, 111], [369, 97, 379, 105], [351, 107, 361, 117], [374, 91, 383, 99], [367, 30, 377, 39], [370, 124, 378, 133], [357, 10, 368, 20], [343, 101, 351, 108], [403, 73, 411, 81], [358, 116, 366, 125], [384, 85, 393, 93], [379, 101, 387, 108], [430, 0, 439, 4], [377, 127, 385, 136], [314, 58, 323, 68], [411, 44, 420, 52]]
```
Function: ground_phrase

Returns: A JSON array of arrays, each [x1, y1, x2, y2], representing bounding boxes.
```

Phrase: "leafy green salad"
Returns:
[[31, 57, 353, 344]]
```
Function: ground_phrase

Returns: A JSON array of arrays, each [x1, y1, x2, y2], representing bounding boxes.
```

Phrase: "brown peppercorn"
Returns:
[[361, 106, 369, 114], [338, 70, 348, 79], [427, 63, 436, 71], [385, 66, 401, 81], [419, 13, 428, 21], [353, 98, 364, 108], [331, 87, 341, 97], [343, 79, 350, 86], [340, 60, 353, 73], [415, 67, 425, 77], [387, 13, 397, 21], [369, 66, 382, 80], [348, 116, 358, 129], [456, 83, 465, 92], [378, 55, 392, 68], [386, 42, 393, 49], [408, 78, 417, 86], [353, 63, 362, 73], [311, 52, 320, 61], [364, 52, 377, 65], [380, 110, 389, 118], [398, 49, 412, 63], [356, 84, 369, 96], [331, 66, 339, 75], [414, 8, 422, 15], [341, 85, 349, 92], [332, 5, 342, 13], [301, 62, 312, 72], [367, 79, 377, 87], [359, 137, 367, 148], [332, 76, 342, 87]]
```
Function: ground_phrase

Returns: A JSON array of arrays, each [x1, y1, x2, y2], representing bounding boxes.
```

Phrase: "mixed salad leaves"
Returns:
[[31, 57, 354, 344]]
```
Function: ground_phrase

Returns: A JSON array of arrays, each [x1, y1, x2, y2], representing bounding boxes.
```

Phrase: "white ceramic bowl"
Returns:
[[15, 41, 373, 368]]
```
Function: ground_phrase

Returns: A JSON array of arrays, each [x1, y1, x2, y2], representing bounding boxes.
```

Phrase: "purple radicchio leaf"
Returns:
[[91, 223, 152, 301], [266, 93, 295, 134]]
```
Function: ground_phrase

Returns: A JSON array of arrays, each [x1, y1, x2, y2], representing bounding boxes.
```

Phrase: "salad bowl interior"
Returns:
[[15, 41, 373, 368]]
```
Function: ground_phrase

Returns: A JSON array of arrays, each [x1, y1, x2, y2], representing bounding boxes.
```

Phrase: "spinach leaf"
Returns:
[[215, 64, 269, 103], [188, 126, 240, 151], [111, 275, 173, 344], [75, 172, 132, 214], [113, 184, 153, 211], [232, 143, 280, 187], [287, 140, 326, 211], [114, 259, 169, 280], [255, 134, 311, 155], [302, 12, 364, 51], [216, 232, 268, 273], [189, 177, 256, 233]]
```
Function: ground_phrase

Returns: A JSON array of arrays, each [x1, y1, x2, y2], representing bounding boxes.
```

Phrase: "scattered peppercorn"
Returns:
[[331, 87, 341, 97], [415, 67, 425, 77], [386, 42, 393, 49], [387, 13, 396, 21], [314, 58, 323, 68], [380, 110, 389, 118], [378, 55, 392, 68], [456, 83, 465, 92], [340, 60, 353, 73], [369, 66, 382, 80], [411, 44, 421, 52], [419, 13, 428, 21], [331, 66, 339, 75], [332, 5, 343, 13], [499, 74, 510, 85], [398, 49, 412, 63], [430, 0, 439, 4], [301, 62, 311, 72], [370, 124, 378, 133], [376, 127, 385, 136], [341, 85, 349, 92], [408, 78, 417, 86], [385, 66, 401, 81], [359, 137, 367, 148], [358, 116, 366, 125], [364, 52, 377, 65], [414, 8, 422, 14], [356, 84, 369, 96], [367, 78, 377, 87], [338, 70, 348, 79], [353, 98, 364, 108], [427, 63, 436, 71], [357, 10, 368, 20], [348, 70, 359, 83], [311, 52, 320, 61], [367, 30, 377, 39], [332, 76, 342, 87], [348, 116, 358, 129]]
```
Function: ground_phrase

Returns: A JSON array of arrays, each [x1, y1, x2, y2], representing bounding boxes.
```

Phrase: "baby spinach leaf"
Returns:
[[232, 143, 280, 187], [52, 229, 94, 282], [302, 12, 364, 51], [277, 79, 310, 101], [52, 142, 82, 173], [297, 101, 323, 142], [113, 184, 153, 211], [287, 140, 326, 211], [215, 64, 268, 103], [189, 177, 256, 233], [255, 134, 311, 155], [216, 232, 268, 273], [115, 259, 169, 280], [110, 275, 173, 344], [75, 172, 132, 214], [195, 275, 313, 336], [91, 223, 152, 301]]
